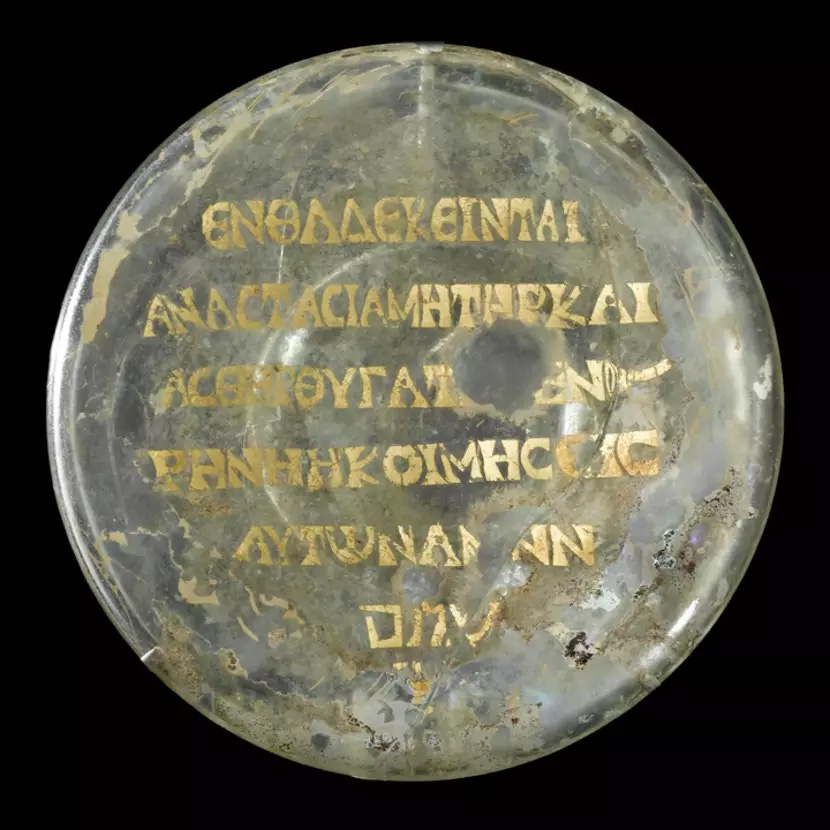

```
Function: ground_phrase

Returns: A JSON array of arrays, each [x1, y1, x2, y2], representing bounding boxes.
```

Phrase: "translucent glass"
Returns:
[[49, 44, 782, 779]]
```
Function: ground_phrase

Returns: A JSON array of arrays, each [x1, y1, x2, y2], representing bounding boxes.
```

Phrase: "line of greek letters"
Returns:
[[202, 198, 586, 248], [359, 600, 504, 649], [230, 522, 594, 568], [144, 431, 660, 492], [142, 281, 659, 336], [233, 523, 479, 566], [157, 359, 673, 410]]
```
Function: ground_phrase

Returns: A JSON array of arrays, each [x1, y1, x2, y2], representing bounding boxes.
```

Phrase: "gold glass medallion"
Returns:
[[49, 45, 782, 779]]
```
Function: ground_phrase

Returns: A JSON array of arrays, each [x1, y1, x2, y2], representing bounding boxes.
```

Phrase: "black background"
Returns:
[[42, 34, 823, 816]]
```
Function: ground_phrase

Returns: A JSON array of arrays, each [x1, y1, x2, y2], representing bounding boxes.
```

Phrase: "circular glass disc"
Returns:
[[49, 44, 782, 780]]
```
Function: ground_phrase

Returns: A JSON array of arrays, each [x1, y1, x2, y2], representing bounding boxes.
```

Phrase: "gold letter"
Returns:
[[202, 202, 230, 249], [322, 367, 357, 408], [479, 439, 520, 481], [265, 200, 300, 243], [166, 288, 207, 332], [262, 526, 294, 564], [230, 200, 264, 247], [458, 197, 479, 241], [563, 200, 585, 242], [321, 285, 345, 327], [344, 446, 379, 488], [401, 197, 430, 241], [459, 526, 480, 565], [188, 366, 218, 406], [159, 369, 188, 408], [480, 198, 509, 241], [555, 433, 593, 478], [147, 450, 186, 492], [358, 366, 387, 408], [512, 525, 550, 565], [373, 198, 403, 242], [430, 197, 458, 242], [360, 605, 403, 648], [144, 295, 176, 336], [388, 366, 429, 408], [359, 287, 387, 327], [307, 448, 343, 491], [420, 525, 462, 567], [234, 526, 274, 565], [417, 443, 448, 485], [589, 285, 634, 325], [450, 284, 482, 328], [291, 286, 323, 328], [517, 284, 545, 325], [295, 367, 324, 409], [419, 284, 452, 328], [300, 199, 341, 244], [297, 526, 325, 565], [546, 284, 587, 328], [423, 364, 466, 407], [439, 442, 482, 483], [206, 288, 236, 330], [627, 282, 659, 323], [387, 285, 420, 326], [262, 283, 291, 328], [378, 527, 418, 566], [340, 198, 378, 244], [550, 524, 595, 567], [616, 430, 660, 476], [535, 199, 560, 241], [509, 198, 535, 241], [521, 438, 553, 479], [264, 448, 303, 486], [483, 284, 514, 324], [383, 445, 424, 486], [227, 449, 264, 488], [236, 285, 263, 330], [325, 526, 376, 564], [190, 449, 227, 490], [216, 366, 249, 406]]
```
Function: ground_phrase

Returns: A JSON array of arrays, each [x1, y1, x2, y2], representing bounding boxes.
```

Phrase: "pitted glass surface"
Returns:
[[49, 44, 782, 780]]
